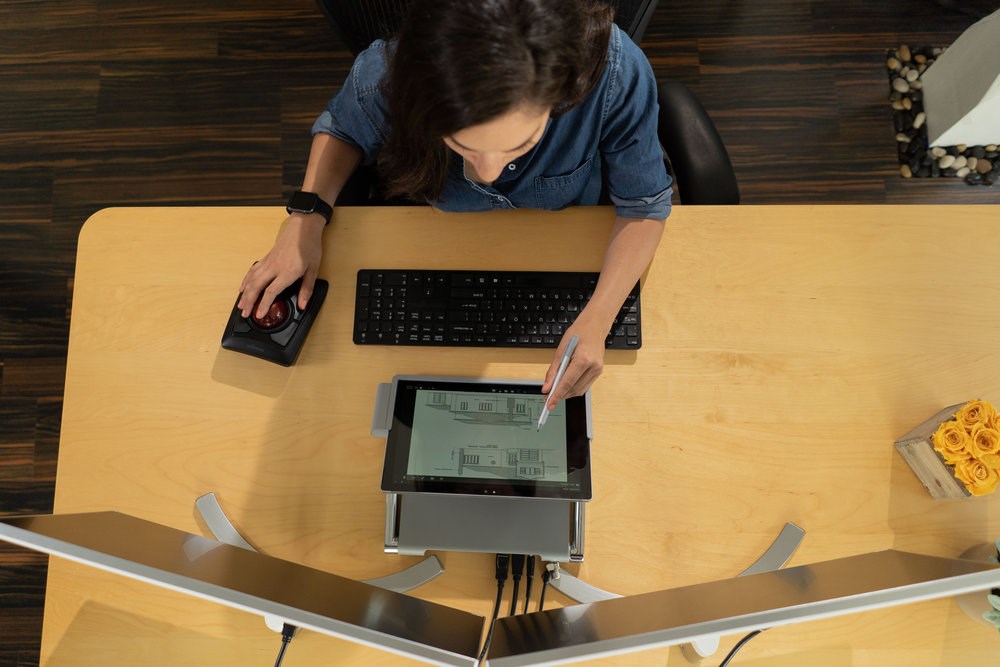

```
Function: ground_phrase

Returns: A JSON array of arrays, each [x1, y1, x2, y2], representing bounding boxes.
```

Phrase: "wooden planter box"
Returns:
[[895, 403, 971, 499]]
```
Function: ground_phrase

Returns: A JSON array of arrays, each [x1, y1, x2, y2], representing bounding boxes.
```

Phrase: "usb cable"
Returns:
[[508, 554, 526, 615], [477, 554, 510, 664]]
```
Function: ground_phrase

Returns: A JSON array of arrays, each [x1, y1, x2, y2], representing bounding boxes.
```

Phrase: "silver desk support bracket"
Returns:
[[546, 522, 806, 660], [195, 492, 445, 633], [681, 522, 806, 660]]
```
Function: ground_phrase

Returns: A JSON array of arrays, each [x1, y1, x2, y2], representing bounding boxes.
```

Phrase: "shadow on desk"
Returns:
[[45, 600, 214, 666], [45, 597, 416, 666], [211, 347, 294, 398], [210, 340, 638, 399]]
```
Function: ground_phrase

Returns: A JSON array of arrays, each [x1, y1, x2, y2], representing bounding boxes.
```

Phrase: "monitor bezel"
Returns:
[[380, 376, 593, 500], [484, 549, 1000, 666], [0, 511, 483, 667]]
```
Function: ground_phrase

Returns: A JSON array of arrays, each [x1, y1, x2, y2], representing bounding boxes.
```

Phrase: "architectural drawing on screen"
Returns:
[[410, 390, 566, 481], [423, 391, 539, 428], [457, 446, 548, 480]]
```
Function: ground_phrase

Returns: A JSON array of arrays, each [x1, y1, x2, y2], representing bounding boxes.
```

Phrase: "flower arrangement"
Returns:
[[931, 400, 1000, 496]]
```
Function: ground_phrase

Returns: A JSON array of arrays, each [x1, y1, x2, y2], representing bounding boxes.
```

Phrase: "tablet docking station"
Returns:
[[373, 376, 591, 562], [384, 492, 585, 563]]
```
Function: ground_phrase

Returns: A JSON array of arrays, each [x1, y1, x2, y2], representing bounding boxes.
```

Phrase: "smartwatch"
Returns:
[[286, 190, 333, 225]]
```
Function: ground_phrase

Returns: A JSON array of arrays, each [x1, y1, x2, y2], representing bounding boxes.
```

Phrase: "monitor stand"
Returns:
[[195, 492, 445, 633], [541, 521, 805, 660]]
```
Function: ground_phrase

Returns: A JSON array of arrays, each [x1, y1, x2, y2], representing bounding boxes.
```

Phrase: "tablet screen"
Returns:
[[381, 378, 591, 500]]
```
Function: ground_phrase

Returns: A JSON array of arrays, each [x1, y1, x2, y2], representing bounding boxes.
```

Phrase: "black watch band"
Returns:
[[286, 190, 333, 225]]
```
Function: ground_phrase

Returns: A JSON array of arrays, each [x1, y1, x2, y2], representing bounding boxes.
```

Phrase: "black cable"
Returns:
[[477, 554, 510, 664], [273, 623, 297, 667], [522, 555, 536, 614], [509, 554, 525, 615], [718, 629, 763, 667], [538, 564, 552, 612]]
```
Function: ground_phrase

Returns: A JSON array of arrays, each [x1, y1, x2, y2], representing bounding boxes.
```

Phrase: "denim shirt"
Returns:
[[312, 24, 672, 220]]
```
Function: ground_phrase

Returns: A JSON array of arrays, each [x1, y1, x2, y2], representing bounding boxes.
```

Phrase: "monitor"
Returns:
[[0, 511, 484, 667], [485, 549, 1000, 666]]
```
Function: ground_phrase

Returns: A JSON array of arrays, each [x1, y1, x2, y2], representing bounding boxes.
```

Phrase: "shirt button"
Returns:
[[507, 163, 516, 171]]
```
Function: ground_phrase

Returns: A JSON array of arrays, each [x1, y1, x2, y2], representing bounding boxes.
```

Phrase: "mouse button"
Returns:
[[269, 321, 299, 346]]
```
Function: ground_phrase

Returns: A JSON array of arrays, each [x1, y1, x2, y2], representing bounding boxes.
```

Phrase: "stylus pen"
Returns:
[[537, 335, 579, 431]]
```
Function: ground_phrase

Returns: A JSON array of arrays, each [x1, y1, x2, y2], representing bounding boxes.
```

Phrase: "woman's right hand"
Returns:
[[238, 212, 326, 318]]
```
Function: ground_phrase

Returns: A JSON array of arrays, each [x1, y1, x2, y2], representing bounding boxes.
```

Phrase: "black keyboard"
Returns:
[[353, 269, 641, 349]]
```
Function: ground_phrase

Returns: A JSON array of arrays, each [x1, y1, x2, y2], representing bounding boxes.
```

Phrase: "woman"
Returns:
[[239, 0, 672, 410]]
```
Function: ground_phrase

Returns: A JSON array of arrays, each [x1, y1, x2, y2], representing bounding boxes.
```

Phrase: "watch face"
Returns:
[[288, 191, 319, 213]]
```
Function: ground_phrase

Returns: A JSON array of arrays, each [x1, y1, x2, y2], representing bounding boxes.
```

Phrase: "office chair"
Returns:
[[315, 0, 740, 206], [315, 0, 661, 56]]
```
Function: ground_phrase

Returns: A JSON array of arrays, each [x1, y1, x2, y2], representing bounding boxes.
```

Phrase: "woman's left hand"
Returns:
[[541, 310, 608, 410]]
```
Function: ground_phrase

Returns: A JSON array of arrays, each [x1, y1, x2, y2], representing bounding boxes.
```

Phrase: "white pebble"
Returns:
[[892, 99, 904, 110], [939, 155, 956, 169], [956, 167, 970, 178], [913, 112, 926, 129], [953, 155, 968, 169], [906, 69, 919, 82], [910, 80, 922, 89], [987, 144, 999, 152], [899, 44, 912, 61], [931, 147, 947, 157], [892, 78, 910, 93], [896, 132, 911, 143], [903, 97, 912, 110], [968, 157, 978, 170], [957, 144, 967, 152], [887, 56, 901, 70]]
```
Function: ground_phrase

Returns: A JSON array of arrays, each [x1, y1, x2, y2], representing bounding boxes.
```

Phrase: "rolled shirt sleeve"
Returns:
[[599, 30, 673, 221], [311, 40, 390, 166]]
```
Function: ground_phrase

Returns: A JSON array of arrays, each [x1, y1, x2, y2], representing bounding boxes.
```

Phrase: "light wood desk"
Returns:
[[45, 205, 1000, 665]]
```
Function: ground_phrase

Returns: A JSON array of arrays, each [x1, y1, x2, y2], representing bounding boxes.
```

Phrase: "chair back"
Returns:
[[314, 0, 660, 55], [315, 0, 411, 54], [657, 81, 740, 205], [613, 0, 659, 43]]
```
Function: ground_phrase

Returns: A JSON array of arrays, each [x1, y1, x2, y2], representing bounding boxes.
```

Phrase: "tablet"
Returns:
[[380, 376, 592, 500]]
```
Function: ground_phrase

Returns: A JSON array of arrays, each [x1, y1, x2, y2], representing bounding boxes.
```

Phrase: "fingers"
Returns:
[[238, 268, 266, 318], [237, 264, 260, 315], [237, 262, 297, 319], [545, 359, 587, 409], [254, 276, 293, 319], [541, 344, 565, 394], [544, 351, 604, 410], [298, 266, 319, 310]]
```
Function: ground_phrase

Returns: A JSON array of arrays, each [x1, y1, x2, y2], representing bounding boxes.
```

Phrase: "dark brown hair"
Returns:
[[378, 0, 614, 202]]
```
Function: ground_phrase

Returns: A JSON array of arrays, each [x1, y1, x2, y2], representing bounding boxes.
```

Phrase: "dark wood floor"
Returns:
[[2, 1, 999, 664]]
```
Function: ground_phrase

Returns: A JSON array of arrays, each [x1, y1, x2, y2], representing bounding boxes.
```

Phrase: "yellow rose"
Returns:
[[971, 425, 1000, 459], [990, 410, 1000, 432], [953, 458, 1000, 496], [982, 453, 1000, 471], [956, 400, 998, 431], [932, 420, 973, 464]]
